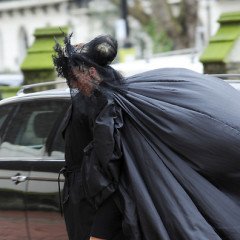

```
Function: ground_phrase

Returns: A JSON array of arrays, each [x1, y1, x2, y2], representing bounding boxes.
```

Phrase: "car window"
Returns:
[[0, 105, 13, 129], [48, 127, 66, 159], [0, 100, 68, 159]]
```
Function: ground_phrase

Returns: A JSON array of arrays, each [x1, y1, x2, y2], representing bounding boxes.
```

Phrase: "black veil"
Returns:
[[52, 33, 127, 100]]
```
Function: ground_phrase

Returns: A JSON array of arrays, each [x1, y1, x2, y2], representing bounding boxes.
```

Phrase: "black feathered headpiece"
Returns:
[[52, 33, 125, 98]]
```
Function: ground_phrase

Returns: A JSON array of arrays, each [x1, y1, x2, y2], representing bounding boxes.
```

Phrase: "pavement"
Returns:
[[0, 211, 68, 240]]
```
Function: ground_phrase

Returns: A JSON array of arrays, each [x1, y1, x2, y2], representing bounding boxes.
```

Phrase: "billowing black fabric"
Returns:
[[80, 68, 240, 240], [80, 95, 124, 207]]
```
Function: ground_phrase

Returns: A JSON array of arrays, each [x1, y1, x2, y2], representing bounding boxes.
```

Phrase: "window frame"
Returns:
[[0, 96, 70, 161], [0, 103, 18, 138]]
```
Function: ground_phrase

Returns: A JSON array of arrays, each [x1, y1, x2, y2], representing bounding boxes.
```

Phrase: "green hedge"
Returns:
[[21, 53, 55, 71], [21, 25, 69, 71], [0, 86, 22, 99], [218, 11, 240, 23], [23, 70, 55, 85], [200, 12, 240, 63], [34, 26, 68, 37]]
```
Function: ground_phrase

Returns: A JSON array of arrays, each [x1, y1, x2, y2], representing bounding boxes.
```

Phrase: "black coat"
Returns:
[[62, 92, 124, 240], [64, 68, 240, 240]]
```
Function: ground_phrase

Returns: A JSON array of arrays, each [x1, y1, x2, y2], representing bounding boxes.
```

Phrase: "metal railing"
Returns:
[[209, 74, 240, 78], [16, 73, 240, 96], [208, 74, 240, 83], [152, 48, 199, 58], [17, 80, 67, 95]]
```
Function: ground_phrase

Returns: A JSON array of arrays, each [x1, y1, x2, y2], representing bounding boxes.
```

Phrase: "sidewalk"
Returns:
[[0, 211, 68, 240]]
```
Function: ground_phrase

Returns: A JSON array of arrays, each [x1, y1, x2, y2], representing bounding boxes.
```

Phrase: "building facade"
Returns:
[[0, 0, 121, 73], [0, 0, 239, 73]]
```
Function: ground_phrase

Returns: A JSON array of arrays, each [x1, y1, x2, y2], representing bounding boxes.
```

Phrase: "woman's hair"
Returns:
[[53, 33, 119, 83], [77, 34, 118, 66], [52, 33, 126, 97]]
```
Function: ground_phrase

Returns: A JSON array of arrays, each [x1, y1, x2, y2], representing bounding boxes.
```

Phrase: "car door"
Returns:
[[25, 100, 70, 240], [0, 103, 30, 240], [0, 97, 70, 240]]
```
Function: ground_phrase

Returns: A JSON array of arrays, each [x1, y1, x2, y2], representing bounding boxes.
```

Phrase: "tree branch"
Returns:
[[149, 0, 182, 37], [178, 0, 198, 46], [109, 0, 151, 25]]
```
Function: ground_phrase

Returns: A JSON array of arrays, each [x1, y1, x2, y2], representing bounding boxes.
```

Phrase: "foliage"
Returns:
[[21, 26, 68, 71], [0, 86, 21, 99], [21, 52, 55, 70], [200, 12, 240, 63], [34, 26, 68, 36], [21, 26, 68, 85], [144, 19, 173, 53], [89, 8, 119, 37], [28, 38, 61, 53], [218, 11, 240, 23], [109, 0, 197, 50], [23, 70, 55, 85]]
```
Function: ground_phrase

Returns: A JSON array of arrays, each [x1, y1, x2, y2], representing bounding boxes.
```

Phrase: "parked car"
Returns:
[[0, 75, 240, 239], [0, 82, 70, 240]]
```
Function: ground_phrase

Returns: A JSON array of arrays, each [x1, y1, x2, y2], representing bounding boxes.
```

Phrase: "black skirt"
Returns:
[[91, 194, 125, 240], [63, 170, 124, 240]]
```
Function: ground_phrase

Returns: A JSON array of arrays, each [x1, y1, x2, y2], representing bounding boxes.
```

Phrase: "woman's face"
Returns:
[[70, 67, 102, 96]]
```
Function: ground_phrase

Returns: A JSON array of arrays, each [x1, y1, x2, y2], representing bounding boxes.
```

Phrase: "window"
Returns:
[[47, 126, 66, 159], [0, 100, 69, 158], [0, 105, 13, 129]]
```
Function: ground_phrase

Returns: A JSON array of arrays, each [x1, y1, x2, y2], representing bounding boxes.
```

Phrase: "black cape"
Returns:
[[80, 68, 240, 240]]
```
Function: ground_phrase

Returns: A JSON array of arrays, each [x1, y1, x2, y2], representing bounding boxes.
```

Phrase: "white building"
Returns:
[[0, 0, 239, 74], [0, 0, 121, 73], [198, 0, 240, 44]]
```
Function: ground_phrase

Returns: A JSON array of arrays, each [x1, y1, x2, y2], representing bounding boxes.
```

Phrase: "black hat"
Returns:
[[75, 34, 118, 66]]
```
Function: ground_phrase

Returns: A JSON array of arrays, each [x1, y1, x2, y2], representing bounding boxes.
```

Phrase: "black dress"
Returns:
[[62, 92, 124, 240]]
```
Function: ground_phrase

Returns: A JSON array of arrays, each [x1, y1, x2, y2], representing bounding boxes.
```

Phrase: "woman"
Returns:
[[54, 34, 126, 240], [53, 34, 240, 240]]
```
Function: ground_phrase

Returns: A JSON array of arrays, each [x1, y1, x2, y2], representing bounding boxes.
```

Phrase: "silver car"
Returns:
[[0, 82, 70, 240], [0, 75, 239, 239]]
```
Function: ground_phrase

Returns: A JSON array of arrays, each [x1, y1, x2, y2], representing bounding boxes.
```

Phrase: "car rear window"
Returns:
[[0, 99, 69, 159]]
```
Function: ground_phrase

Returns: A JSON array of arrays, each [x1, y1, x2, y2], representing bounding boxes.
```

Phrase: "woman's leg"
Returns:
[[63, 172, 96, 240], [90, 194, 124, 240]]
